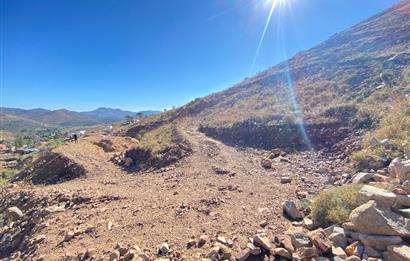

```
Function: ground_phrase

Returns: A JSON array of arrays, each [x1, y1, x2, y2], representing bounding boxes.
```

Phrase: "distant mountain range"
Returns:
[[0, 107, 160, 132]]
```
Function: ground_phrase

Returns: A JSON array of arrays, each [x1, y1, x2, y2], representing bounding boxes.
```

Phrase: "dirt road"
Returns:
[[0, 121, 352, 260]]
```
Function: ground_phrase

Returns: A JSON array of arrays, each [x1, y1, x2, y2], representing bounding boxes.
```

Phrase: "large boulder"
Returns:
[[383, 245, 410, 261], [352, 173, 374, 184], [356, 185, 397, 207], [358, 233, 402, 250], [389, 158, 410, 183], [349, 200, 410, 237]]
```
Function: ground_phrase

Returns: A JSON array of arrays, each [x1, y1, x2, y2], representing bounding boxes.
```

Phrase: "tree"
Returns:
[[136, 112, 144, 119], [380, 72, 394, 87], [14, 134, 24, 148], [125, 115, 134, 123]]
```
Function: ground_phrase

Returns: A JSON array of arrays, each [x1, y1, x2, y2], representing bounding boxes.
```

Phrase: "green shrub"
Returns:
[[0, 169, 18, 186], [311, 184, 362, 227]]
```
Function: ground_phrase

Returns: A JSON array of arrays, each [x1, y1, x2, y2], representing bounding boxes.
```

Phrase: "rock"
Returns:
[[358, 233, 402, 250], [84, 248, 97, 260], [236, 248, 251, 261], [109, 250, 120, 261], [323, 225, 337, 236], [402, 180, 410, 193], [64, 231, 75, 242], [158, 243, 170, 255], [246, 243, 262, 255], [345, 255, 361, 261], [303, 218, 319, 230], [329, 230, 347, 249], [261, 158, 273, 169], [138, 252, 150, 261], [187, 239, 197, 248], [396, 208, 410, 218], [291, 233, 312, 249], [197, 235, 209, 247], [297, 191, 309, 199], [364, 246, 382, 258], [372, 174, 390, 183], [281, 176, 292, 184], [345, 241, 364, 258], [309, 229, 332, 253], [389, 158, 410, 182], [118, 247, 128, 256], [282, 200, 303, 220], [349, 200, 410, 237], [352, 173, 374, 184], [383, 245, 410, 261], [208, 245, 232, 261], [282, 235, 295, 253], [274, 247, 291, 259], [392, 194, 410, 209], [370, 137, 380, 148], [107, 220, 113, 230], [208, 246, 221, 260], [295, 247, 318, 260], [253, 235, 272, 251], [259, 220, 268, 227], [5, 207, 23, 221], [332, 246, 347, 259], [356, 185, 397, 207], [216, 236, 233, 247]]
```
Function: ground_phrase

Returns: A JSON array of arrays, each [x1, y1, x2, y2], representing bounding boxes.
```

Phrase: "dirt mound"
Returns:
[[124, 142, 191, 170], [93, 139, 116, 152], [15, 152, 86, 185]]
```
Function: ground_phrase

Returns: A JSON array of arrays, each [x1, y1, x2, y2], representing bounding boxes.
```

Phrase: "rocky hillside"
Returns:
[[129, 0, 410, 150]]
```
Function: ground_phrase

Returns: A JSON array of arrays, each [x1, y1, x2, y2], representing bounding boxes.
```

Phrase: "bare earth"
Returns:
[[1, 121, 353, 260]]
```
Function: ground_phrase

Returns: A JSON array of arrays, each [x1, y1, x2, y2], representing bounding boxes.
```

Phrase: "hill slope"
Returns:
[[129, 0, 410, 149]]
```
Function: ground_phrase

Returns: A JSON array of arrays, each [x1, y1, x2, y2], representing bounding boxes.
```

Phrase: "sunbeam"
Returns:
[[249, 0, 280, 75]]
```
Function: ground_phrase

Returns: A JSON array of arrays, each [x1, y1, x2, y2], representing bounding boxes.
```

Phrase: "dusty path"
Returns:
[[1, 121, 352, 260]]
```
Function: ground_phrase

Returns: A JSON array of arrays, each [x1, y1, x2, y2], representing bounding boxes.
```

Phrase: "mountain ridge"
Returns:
[[0, 107, 161, 132]]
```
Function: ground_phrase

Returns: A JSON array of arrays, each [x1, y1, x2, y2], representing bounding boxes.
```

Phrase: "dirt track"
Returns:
[[1, 121, 353, 260]]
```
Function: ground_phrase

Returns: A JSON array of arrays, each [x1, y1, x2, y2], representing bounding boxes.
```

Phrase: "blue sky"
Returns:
[[1, 0, 401, 111]]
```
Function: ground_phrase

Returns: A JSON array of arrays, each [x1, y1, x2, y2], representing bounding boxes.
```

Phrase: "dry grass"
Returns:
[[135, 124, 175, 154], [310, 184, 362, 227], [352, 95, 410, 165]]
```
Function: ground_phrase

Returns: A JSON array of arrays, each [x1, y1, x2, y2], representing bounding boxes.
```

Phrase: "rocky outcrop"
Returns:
[[349, 200, 410, 237], [389, 158, 410, 183]]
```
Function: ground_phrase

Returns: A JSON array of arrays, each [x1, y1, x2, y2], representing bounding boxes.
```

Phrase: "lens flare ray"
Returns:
[[249, 0, 313, 150]]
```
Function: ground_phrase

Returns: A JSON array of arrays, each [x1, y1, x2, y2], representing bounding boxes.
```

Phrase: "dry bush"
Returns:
[[352, 94, 410, 166], [311, 184, 362, 227]]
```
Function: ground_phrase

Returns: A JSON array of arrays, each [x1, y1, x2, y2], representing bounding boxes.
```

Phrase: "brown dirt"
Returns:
[[0, 120, 354, 260]]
